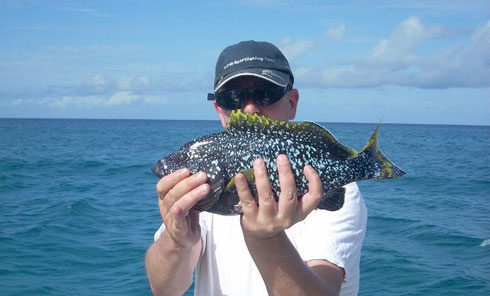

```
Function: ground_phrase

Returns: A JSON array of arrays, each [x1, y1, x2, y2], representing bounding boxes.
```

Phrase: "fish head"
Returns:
[[152, 139, 220, 176], [152, 148, 199, 178]]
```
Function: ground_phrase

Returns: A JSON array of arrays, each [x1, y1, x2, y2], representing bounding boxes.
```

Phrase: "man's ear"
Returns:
[[288, 88, 299, 120], [213, 101, 229, 128]]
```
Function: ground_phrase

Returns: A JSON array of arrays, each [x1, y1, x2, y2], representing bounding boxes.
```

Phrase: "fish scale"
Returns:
[[152, 110, 405, 215]]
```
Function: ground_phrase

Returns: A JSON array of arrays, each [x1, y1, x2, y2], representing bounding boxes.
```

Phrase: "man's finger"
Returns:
[[168, 203, 188, 232], [156, 168, 190, 200], [235, 173, 258, 216], [277, 154, 298, 219], [298, 165, 323, 219], [172, 183, 211, 217], [160, 171, 208, 209], [253, 158, 276, 214]]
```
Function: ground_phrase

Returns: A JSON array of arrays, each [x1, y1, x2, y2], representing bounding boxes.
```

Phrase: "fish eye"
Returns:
[[177, 153, 188, 162]]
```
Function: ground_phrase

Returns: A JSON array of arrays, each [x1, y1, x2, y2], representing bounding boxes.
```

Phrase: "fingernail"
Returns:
[[234, 203, 243, 214], [178, 168, 189, 176], [199, 184, 209, 194], [254, 158, 264, 166], [195, 172, 207, 181], [277, 154, 288, 163]]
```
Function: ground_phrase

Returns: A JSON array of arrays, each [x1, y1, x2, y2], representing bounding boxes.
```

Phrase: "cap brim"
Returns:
[[215, 68, 290, 92]]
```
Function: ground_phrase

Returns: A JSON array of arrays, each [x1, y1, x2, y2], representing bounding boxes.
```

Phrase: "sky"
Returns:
[[1, 0, 489, 125]]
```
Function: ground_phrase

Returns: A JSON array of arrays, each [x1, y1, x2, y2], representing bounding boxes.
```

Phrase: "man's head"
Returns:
[[209, 41, 299, 126]]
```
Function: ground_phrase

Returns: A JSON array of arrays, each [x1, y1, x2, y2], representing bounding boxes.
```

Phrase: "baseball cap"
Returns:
[[214, 40, 294, 92]]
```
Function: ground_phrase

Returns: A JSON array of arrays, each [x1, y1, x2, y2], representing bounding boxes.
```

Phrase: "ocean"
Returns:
[[0, 118, 489, 295]]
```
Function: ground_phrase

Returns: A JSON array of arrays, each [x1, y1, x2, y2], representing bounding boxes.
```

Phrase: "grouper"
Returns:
[[152, 110, 405, 215]]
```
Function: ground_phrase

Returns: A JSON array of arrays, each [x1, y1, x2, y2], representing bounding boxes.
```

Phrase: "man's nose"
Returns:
[[241, 98, 261, 115]]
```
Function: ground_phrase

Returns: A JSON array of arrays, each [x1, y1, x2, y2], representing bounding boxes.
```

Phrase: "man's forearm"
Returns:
[[244, 231, 340, 296], [145, 230, 201, 296]]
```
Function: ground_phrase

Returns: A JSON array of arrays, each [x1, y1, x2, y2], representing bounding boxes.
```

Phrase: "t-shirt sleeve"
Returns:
[[153, 223, 166, 242], [291, 182, 367, 283]]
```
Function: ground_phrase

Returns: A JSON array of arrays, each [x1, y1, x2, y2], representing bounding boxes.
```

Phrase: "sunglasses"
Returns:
[[207, 84, 291, 111]]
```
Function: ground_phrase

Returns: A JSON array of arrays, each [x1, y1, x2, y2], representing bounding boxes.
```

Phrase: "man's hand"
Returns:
[[234, 155, 342, 295], [156, 169, 211, 248], [235, 154, 323, 239], [146, 169, 210, 295]]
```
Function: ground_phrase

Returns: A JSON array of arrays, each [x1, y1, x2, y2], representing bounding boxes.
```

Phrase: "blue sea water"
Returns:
[[0, 118, 489, 295]]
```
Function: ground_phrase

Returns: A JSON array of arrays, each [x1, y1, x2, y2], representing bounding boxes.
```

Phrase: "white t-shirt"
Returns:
[[154, 182, 367, 296]]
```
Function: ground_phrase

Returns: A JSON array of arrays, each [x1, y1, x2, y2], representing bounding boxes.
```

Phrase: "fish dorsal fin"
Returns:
[[226, 109, 283, 132], [226, 110, 357, 159]]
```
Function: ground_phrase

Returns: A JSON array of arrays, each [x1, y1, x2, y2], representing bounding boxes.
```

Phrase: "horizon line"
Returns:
[[1, 117, 488, 127]]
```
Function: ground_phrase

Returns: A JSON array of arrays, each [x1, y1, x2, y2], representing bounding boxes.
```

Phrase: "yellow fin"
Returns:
[[226, 168, 255, 190], [226, 109, 357, 159]]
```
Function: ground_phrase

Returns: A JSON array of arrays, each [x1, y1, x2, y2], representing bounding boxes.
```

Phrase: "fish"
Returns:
[[152, 109, 405, 215]]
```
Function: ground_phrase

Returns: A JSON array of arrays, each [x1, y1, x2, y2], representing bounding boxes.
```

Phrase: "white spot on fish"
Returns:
[[189, 141, 213, 157]]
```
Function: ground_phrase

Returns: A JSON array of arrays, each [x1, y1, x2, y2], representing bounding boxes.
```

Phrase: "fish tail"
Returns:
[[356, 124, 405, 179]]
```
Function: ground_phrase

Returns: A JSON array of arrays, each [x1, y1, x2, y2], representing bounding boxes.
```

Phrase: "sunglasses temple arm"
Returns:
[[207, 93, 216, 101]]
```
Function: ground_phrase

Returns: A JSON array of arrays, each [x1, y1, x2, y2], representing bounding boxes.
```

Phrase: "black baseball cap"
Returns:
[[214, 40, 294, 92]]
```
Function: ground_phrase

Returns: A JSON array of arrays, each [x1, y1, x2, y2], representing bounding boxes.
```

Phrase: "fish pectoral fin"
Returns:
[[192, 192, 219, 212], [226, 168, 255, 190], [317, 187, 345, 211], [192, 173, 224, 212]]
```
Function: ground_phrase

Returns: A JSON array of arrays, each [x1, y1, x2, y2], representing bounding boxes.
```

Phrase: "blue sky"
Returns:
[[1, 0, 489, 125]]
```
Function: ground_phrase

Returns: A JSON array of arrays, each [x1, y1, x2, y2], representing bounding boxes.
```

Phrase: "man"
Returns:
[[145, 40, 367, 296]]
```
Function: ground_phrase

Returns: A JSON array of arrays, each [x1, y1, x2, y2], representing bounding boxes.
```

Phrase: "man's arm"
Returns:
[[236, 155, 344, 296], [145, 229, 202, 295], [145, 169, 210, 296], [244, 232, 344, 296]]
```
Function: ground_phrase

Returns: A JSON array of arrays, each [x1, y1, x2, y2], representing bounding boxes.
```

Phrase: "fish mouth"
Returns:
[[151, 160, 167, 178]]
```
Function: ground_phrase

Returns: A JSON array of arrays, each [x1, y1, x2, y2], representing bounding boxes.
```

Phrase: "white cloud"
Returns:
[[409, 20, 490, 88], [11, 92, 167, 109], [50, 95, 104, 108], [296, 17, 490, 89], [60, 7, 115, 18], [279, 37, 315, 61], [91, 74, 109, 90], [2, 69, 204, 110], [43, 45, 148, 56], [371, 17, 444, 62], [67, 72, 206, 97], [106, 91, 137, 106], [326, 24, 347, 41], [117, 76, 151, 91], [142, 96, 168, 104]]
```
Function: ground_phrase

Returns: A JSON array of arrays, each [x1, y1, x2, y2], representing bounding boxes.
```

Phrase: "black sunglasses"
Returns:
[[207, 84, 291, 111]]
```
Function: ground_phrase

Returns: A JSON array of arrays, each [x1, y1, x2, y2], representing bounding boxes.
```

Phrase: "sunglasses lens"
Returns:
[[216, 89, 244, 110], [253, 86, 285, 106], [216, 85, 289, 110]]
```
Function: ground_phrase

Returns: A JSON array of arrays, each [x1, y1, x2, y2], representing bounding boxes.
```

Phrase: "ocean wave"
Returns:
[[404, 223, 481, 247], [66, 199, 103, 216], [103, 163, 149, 176], [480, 238, 490, 247]]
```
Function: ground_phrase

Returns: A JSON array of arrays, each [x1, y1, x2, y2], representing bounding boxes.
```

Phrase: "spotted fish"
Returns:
[[152, 110, 405, 215]]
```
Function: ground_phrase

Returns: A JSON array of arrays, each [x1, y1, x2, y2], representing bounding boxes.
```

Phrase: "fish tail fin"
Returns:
[[356, 124, 405, 179]]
